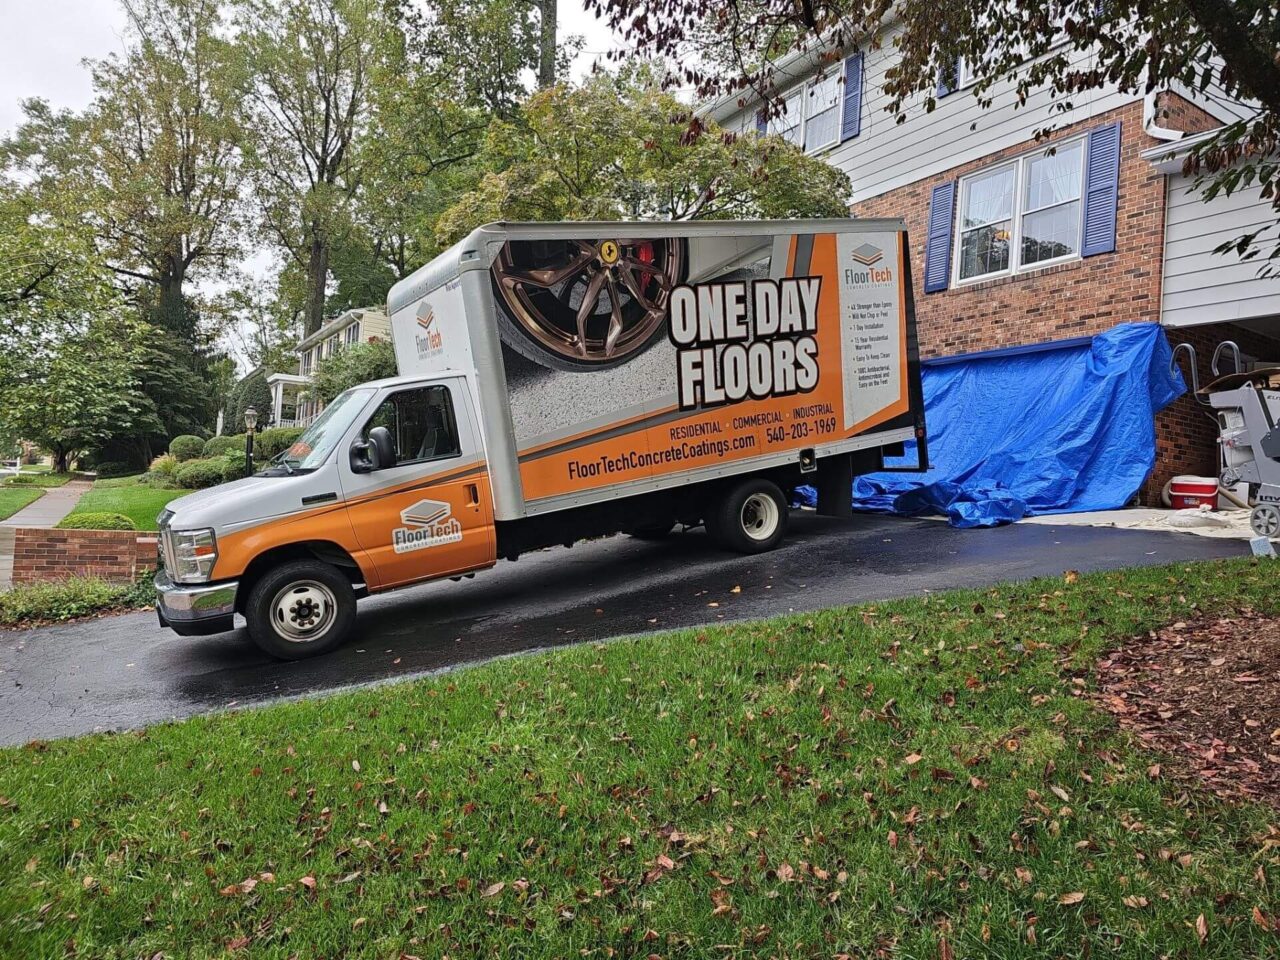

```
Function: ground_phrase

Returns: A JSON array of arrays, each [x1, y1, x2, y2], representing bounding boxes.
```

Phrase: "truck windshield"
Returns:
[[277, 388, 375, 472]]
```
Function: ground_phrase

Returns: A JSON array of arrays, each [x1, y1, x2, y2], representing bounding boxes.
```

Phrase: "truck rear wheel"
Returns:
[[244, 560, 356, 660], [707, 479, 788, 553]]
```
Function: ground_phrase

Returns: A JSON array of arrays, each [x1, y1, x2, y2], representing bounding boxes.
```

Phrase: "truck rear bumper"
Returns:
[[155, 571, 238, 637]]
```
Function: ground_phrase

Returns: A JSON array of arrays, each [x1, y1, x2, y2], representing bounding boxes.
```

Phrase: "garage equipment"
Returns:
[[1171, 339, 1280, 537]]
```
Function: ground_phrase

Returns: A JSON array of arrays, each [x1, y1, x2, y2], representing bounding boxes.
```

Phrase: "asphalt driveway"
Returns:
[[0, 513, 1247, 745]]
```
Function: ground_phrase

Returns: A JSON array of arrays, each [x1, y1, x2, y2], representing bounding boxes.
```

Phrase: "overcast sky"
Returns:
[[0, 0, 625, 370], [0, 0, 623, 137]]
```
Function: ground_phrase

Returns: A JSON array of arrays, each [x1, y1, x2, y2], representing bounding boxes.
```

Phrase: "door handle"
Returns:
[[465, 483, 479, 507]]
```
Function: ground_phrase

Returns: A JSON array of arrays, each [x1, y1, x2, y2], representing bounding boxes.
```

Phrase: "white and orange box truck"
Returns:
[[155, 220, 927, 658]]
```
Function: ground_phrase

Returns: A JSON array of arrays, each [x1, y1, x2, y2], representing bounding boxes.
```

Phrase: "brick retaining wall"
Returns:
[[12, 528, 158, 585]]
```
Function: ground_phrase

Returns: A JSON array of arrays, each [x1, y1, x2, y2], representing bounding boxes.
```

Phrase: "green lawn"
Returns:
[[2, 472, 73, 488], [61, 475, 182, 530], [0, 486, 42, 521], [2, 559, 1278, 958]]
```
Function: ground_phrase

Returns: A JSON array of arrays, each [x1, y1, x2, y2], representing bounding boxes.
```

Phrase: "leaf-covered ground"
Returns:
[[1097, 610, 1280, 806], [1, 558, 1278, 959]]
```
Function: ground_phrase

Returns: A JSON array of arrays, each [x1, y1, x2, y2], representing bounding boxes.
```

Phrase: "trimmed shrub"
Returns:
[[203, 434, 246, 458], [169, 435, 205, 462], [221, 452, 248, 483], [139, 471, 181, 489], [256, 427, 304, 462], [149, 453, 179, 477], [175, 458, 225, 489], [55, 512, 137, 531], [93, 461, 135, 478]]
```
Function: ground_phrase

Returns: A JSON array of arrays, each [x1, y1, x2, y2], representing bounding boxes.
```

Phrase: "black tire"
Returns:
[[707, 478, 789, 554], [627, 521, 676, 540], [244, 559, 357, 660]]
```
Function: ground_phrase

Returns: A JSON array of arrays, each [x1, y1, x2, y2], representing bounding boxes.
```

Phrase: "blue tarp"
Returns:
[[800, 322, 1186, 528]]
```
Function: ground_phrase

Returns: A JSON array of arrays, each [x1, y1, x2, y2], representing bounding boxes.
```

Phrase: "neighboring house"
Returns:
[[267, 308, 391, 428], [702, 25, 1280, 498]]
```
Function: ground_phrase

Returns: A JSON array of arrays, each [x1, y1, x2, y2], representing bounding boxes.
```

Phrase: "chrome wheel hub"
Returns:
[[741, 493, 780, 541], [271, 580, 337, 642]]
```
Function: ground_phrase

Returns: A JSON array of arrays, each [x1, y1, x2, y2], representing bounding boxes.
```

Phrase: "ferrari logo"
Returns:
[[600, 240, 620, 265]]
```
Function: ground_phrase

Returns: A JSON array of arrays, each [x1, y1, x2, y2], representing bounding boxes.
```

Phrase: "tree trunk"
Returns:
[[155, 258, 189, 337], [305, 232, 330, 337], [53, 448, 71, 474], [538, 0, 557, 89]]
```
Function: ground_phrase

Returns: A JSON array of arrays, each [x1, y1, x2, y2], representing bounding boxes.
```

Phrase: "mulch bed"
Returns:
[[1096, 610, 1280, 807]]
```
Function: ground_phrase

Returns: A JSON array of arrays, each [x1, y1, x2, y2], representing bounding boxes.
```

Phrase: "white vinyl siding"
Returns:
[[956, 137, 1085, 283], [717, 22, 1140, 206], [1161, 172, 1280, 328]]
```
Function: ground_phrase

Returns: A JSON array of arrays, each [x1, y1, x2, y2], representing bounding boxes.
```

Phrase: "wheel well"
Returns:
[[235, 541, 366, 613]]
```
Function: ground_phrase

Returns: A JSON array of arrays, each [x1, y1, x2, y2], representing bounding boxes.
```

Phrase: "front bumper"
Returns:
[[155, 571, 239, 637]]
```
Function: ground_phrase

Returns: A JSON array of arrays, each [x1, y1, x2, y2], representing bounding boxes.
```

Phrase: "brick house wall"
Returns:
[[12, 529, 158, 585], [850, 98, 1167, 358], [848, 93, 1254, 502]]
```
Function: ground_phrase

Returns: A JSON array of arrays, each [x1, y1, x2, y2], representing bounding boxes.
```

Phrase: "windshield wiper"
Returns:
[[268, 451, 296, 475]]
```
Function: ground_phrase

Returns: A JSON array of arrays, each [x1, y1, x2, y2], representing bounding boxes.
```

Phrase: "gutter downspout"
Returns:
[[1144, 89, 1184, 141]]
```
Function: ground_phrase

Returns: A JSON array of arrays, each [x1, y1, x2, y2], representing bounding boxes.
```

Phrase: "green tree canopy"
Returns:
[[311, 339, 398, 404], [0, 186, 149, 471], [435, 69, 853, 244]]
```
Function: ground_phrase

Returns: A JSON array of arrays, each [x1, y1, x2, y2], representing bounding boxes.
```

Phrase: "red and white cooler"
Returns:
[[1169, 475, 1218, 510]]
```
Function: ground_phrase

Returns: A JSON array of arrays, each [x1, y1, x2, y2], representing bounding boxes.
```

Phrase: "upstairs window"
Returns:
[[803, 73, 841, 152], [769, 88, 803, 146], [344, 322, 360, 345], [956, 137, 1086, 283]]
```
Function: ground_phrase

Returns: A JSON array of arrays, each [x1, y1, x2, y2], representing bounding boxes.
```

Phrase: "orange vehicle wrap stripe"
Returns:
[[518, 233, 911, 503], [212, 458, 489, 589]]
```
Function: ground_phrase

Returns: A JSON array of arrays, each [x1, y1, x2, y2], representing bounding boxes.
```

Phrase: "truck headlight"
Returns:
[[170, 528, 219, 584]]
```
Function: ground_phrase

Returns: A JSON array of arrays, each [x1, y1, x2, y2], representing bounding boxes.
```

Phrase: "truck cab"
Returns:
[[155, 372, 497, 659]]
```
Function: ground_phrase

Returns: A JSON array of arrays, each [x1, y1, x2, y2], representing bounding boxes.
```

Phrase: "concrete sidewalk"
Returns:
[[0, 480, 91, 529]]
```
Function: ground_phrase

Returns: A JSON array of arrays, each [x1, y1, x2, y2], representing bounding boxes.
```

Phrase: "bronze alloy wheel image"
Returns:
[[491, 237, 685, 371]]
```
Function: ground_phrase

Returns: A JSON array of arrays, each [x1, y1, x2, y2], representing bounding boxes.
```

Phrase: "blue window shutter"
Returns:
[[924, 181, 956, 293], [841, 52, 864, 141], [1081, 121, 1121, 257], [755, 109, 767, 135], [936, 57, 959, 98]]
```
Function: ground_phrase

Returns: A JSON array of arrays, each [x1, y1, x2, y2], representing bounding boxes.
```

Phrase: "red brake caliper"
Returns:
[[634, 242, 655, 295]]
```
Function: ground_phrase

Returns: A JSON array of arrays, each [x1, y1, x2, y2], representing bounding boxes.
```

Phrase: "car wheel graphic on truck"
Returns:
[[491, 237, 685, 371], [245, 560, 357, 660]]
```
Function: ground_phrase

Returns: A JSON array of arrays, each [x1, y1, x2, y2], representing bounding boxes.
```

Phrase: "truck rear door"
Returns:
[[340, 376, 496, 589]]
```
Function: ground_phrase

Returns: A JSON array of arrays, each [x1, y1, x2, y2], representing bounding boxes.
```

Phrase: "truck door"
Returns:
[[341, 379, 496, 589]]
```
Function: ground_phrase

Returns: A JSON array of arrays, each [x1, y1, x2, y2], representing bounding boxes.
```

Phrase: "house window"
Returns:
[[955, 137, 1086, 283], [803, 73, 841, 153], [345, 322, 360, 346], [300, 349, 313, 375], [327, 335, 339, 357], [770, 88, 803, 146]]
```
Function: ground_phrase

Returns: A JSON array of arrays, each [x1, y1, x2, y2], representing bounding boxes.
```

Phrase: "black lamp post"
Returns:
[[244, 405, 258, 477]]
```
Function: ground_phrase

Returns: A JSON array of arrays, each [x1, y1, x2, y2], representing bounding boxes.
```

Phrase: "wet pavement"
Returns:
[[0, 513, 1247, 744]]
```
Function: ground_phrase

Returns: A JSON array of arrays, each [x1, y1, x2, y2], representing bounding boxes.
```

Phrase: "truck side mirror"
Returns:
[[368, 426, 397, 469], [349, 438, 374, 474]]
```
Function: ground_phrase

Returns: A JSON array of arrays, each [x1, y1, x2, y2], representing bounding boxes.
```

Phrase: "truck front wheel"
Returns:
[[244, 560, 357, 660], [707, 479, 789, 553]]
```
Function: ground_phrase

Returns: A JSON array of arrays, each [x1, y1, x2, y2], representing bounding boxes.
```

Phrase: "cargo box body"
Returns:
[[387, 220, 926, 523]]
